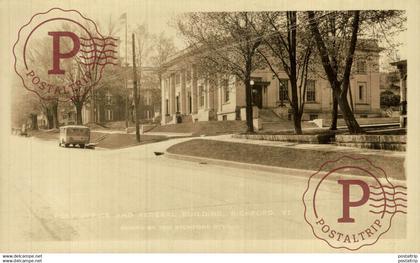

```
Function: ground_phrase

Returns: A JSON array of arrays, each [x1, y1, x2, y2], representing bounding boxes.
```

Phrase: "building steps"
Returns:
[[258, 108, 286, 122], [181, 114, 193, 123]]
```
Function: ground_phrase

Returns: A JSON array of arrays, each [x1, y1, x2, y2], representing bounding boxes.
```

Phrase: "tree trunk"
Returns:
[[289, 82, 302, 135], [97, 103, 100, 123], [30, 113, 38, 130], [307, 11, 361, 134], [132, 33, 140, 142], [76, 103, 83, 125], [335, 88, 362, 134], [52, 102, 59, 128], [47, 112, 54, 129], [292, 111, 303, 134], [244, 77, 254, 133], [287, 11, 303, 135], [290, 82, 302, 134], [90, 89, 95, 124], [330, 93, 338, 130]]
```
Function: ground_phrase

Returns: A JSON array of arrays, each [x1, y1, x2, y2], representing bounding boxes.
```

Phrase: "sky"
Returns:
[[4, 0, 407, 71]]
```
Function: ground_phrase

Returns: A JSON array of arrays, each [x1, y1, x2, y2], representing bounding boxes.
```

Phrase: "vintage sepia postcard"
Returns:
[[0, 0, 419, 258]]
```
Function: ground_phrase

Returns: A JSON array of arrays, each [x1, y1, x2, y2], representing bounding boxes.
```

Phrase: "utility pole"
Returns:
[[132, 33, 140, 142], [138, 33, 142, 123], [124, 14, 129, 131]]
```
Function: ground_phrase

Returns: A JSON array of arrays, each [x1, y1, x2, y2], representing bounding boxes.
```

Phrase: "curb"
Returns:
[[164, 151, 406, 185]]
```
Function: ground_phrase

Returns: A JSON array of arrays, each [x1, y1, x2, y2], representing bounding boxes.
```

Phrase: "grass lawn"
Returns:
[[93, 133, 166, 149], [323, 117, 400, 127], [150, 120, 248, 136], [150, 120, 320, 136], [149, 117, 399, 136], [167, 139, 405, 179], [86, 121, 157, 133]]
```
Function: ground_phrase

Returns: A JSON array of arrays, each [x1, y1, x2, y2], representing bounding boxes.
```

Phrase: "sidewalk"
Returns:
[[92, 129, 193, 137], [144, 131, 193, 137], [200, 134, 405, 158]]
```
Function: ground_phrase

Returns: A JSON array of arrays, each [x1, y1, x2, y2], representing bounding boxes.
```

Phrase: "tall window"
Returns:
[[187, 91, 192, 113], [175, 73, 181, 85], [306, 80, 316, 102], [106, 109, 113, 121], [358, 83, 366, 102], [279, 79, 288, 104], [165, 99, 169, 115], [356, 60, 367, 74], [105, 91, 112, 105], [199, 85, 205, 107], [176, 95, 180, 112], [186, 69, 191, 83], [222, 79, 230, 103], [144, 94, 151, 106]]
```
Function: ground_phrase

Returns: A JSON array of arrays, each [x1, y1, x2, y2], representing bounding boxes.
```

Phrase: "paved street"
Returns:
[[0, 136, 406, 252]]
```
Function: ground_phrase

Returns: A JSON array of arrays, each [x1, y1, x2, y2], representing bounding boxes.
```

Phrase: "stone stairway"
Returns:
[[181, 114, 193, 123], [258, 108, 285, 122]]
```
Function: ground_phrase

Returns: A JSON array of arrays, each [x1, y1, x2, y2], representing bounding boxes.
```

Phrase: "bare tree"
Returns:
[[150, 32, 177, 117], [11, 76, 41, 130], [26, 37, 60, 129], [308, 11, 365, 133], [129, 24, 153, 122], [255, 11, 315, 134], [307, 10, 406, 133], [132, 33, 140, 141], [177, 12, 267, 133], [150, 32, 177, 69], [59, 18, 120, 125]]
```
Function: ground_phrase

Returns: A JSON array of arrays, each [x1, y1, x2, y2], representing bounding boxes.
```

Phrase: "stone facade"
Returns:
[[161, 41, 383, 125]]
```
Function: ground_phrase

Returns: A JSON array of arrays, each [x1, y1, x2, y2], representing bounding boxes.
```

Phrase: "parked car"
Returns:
[[59, 125, 90, 148]]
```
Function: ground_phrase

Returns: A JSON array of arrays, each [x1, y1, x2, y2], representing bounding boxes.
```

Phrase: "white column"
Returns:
[[191, 64, 198, 113], [169, 74, 175, 115], [181, 69, 187, 114], [161, 77, 166, 117], [218, 77, 223, 113], [205, 79, 209, 109], [400, 75, 407, 128]]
